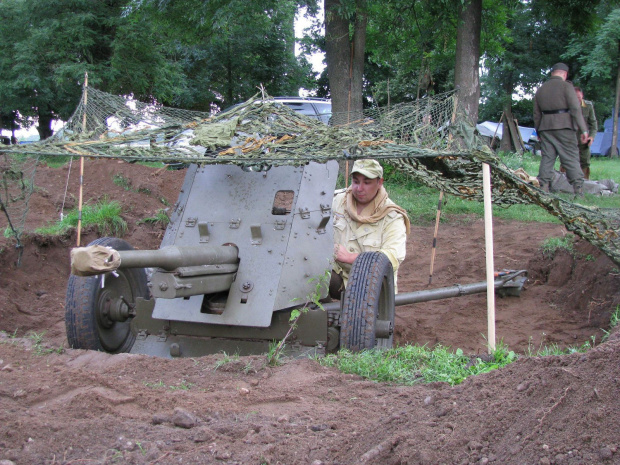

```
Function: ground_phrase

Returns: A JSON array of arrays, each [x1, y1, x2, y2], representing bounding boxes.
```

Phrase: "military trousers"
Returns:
[[538, 129, 584, 188], [578, 141, 591, 168]]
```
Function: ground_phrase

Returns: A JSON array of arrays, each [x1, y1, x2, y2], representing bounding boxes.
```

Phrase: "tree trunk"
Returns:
[[324, 0, 366, 125], [37, 110, 54, 140], [454, 0, 482, 125], [610, 40, 620, 158], [283, 2, 296, 62]]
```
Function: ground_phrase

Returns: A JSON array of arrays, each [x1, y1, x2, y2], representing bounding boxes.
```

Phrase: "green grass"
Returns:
[[602, 305, 620, 342], [113, 173, 151, 195], [540, 235, 574, 258], [387, 183, 558, 224], [35, 198, 127, 237], [382, 152, 620, 225], [137, 209, 170, 227], [525, 336, 596, 357], [320, 343, 517, 386], [38, 155, 74, 168], [319, 338, 599, 386], [112, 174, 132, 190]]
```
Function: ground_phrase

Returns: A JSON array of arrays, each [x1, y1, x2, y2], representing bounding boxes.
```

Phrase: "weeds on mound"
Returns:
[[35, 197, 127, 237]]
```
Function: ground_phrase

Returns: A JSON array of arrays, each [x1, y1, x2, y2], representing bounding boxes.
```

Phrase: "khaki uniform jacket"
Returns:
[[332, 191, 407, 292], [534, 76, 588, 134]]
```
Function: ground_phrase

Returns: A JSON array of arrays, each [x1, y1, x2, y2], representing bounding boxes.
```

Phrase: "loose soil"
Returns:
[[0, 159, 619, 465]]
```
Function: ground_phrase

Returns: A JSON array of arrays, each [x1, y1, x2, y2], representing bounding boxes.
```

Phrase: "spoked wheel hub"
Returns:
[[65, 237, 149, 354]]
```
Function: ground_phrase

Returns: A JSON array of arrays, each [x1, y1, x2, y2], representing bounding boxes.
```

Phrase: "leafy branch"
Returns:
[[267, 268, 331, 366]]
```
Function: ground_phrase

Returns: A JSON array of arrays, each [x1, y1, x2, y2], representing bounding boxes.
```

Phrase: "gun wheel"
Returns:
[[339, 252, 395, 351], [65, 237, 149, 353]]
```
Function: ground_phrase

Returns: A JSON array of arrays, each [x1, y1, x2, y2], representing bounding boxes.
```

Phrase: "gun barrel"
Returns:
[[118, 245, 239, 270]]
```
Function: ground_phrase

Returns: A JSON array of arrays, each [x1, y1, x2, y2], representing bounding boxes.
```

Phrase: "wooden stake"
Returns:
[[428, 191, 444, 285], [482, 163, 496, 352], [77, 72, 88, 247]]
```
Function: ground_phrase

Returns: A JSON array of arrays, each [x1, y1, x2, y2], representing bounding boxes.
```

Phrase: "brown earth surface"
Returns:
[[0, 158, 619, 465]]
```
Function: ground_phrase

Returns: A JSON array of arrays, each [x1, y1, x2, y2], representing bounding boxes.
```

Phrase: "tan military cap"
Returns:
[[351, 159, 383, 179]]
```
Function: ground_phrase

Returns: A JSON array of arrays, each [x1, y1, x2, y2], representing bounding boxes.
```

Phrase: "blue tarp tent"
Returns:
[[591, 117, 620, 157]]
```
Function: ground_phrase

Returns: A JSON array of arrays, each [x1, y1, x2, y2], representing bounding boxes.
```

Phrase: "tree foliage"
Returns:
[[0, 0, 318, 138], [131, 0, 318, 110], [563, 6, 620, 123], [0, 0, 184, 139], [1, 0, 617, 141], [365, 0, 457, 105]]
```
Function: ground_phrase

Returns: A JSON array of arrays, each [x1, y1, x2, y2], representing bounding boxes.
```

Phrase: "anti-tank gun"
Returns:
[[65, 161, 527, 358]]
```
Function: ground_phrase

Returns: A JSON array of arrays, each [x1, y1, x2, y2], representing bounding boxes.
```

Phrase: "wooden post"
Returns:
[[482, 163, 496, 352], [514, 118, 526, 152], [490, 112, 504, 148], [428, 191, 444, 285], [77, 72, 88, 247]]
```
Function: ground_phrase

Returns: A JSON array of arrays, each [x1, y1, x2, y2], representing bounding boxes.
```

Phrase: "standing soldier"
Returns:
[[574, 87, 597, 180], [534, 63, 589, 195]]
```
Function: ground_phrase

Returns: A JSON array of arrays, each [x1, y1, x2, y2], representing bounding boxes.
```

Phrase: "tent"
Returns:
[[591, 117, 620, 157], [476, 121, 537, 146]]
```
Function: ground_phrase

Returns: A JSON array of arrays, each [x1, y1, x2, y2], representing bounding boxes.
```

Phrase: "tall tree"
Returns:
[[324, 0, 367, 122], [453, 0, 482, 124]]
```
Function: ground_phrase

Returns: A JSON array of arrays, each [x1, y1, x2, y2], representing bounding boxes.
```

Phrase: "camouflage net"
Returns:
[[1, 86, 619, 267], [0, 153, 37, 262]]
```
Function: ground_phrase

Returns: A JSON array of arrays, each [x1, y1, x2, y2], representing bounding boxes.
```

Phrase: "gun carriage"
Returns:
[[66, 161, 525, 357]]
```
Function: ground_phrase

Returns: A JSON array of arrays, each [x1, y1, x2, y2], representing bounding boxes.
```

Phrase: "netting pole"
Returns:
[[483, 163, 496, 352], [428, 190, 444, 285], [344, 41, 354, 189], [77, 72, 88, 247], [490, 112, 504, 148]]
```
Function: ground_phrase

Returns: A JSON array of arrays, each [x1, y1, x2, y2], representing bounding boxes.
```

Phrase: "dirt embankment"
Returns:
[[0, 158, 619, 464]]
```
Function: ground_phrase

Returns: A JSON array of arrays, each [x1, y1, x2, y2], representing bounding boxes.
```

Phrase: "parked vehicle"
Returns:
[[271, 96, 332, 124]]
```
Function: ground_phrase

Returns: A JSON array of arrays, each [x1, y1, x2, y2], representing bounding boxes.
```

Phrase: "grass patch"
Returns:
[[112, 174, 133, 190], [113, 174, 151, 195], [320, 343, 517, 386], [137, 209, 170, 227], [38, 155, 74, 168], [540, 235, 574, 258], [214, 351, 241, 370], [35, 198, 127, 237], [602, 305, 620, 342], [320, 337, 599, 386], [526, 336, 595, 356], [387, 183, 558, 225], [379, 151, 620, 225]]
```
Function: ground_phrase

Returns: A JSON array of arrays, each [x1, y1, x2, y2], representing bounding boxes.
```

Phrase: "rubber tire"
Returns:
[[65, 237, 149, 353], [339, 252, 395, 351]]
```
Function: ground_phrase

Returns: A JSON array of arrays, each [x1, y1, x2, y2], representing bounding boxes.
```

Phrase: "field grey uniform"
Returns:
[[534, 73, 588, 192], [578, 99, 597, 172]]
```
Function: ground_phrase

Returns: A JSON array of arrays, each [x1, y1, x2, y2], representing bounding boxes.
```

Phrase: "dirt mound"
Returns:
[[1, 158, 619, 464]]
